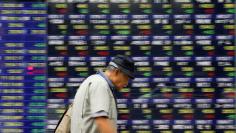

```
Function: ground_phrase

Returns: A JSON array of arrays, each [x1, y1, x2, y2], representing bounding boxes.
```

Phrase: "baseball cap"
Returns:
[[109, 55, 135, 79]]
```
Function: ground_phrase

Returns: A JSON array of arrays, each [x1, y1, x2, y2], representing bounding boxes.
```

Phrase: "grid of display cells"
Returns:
[[0, 2, 47, 133], [47, 0, 236, 132]]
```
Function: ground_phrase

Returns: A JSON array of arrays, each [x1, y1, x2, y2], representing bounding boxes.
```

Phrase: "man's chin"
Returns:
[[116, 86, 123, 90]]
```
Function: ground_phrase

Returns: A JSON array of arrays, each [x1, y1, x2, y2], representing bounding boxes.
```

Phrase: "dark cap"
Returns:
[[109, 55, 135, 79]]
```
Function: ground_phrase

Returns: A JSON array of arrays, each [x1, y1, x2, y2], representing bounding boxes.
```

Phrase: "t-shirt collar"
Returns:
[[97, 70, 116, 89]]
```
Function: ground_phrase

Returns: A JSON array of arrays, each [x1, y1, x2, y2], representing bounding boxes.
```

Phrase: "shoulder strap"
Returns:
[[81, 82, 92, 118], [54, 103, 73, 132], [55, 82, 92, 132]]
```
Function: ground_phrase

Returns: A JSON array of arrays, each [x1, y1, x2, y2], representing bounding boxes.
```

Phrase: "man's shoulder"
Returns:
[[86, 74, 107, 85]]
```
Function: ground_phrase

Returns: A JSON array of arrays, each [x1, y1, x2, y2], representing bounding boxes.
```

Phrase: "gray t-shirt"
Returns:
[[71, 73, 117, 133]]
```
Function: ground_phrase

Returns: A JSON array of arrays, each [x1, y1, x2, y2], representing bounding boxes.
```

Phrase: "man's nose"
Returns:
[[123, 84, 128, 88], [124, 81, 128, 88]]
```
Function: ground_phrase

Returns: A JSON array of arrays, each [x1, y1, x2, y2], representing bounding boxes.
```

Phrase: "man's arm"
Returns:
[[95, 116, 117, 133]]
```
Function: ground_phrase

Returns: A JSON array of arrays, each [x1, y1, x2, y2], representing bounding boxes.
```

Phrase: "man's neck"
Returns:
[[104, 70, 117, 89]]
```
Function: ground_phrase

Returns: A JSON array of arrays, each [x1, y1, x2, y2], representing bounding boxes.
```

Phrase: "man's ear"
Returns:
[[114, 69, 119, 75]]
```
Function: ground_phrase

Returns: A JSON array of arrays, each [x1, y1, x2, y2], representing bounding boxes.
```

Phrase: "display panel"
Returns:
[[0, 2, 47, 133], [0, 0, 235, 133], [47, 0, 236, 132]]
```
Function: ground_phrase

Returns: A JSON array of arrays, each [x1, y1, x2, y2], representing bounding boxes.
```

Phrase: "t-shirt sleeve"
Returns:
[[91, 110, 108, 118], [89, 79, 110, 117]]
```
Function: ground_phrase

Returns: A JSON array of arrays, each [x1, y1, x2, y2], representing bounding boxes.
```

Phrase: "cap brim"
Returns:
[[119, 67, 135, 79], [109, 61, 135, 79]]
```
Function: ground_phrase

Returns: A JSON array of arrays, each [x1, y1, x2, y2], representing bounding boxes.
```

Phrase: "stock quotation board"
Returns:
[[0, 0, 236, 133], [0, 2, 47, 133]]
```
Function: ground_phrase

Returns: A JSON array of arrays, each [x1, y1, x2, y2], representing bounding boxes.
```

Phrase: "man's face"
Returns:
[[113, 69, 130, 89]]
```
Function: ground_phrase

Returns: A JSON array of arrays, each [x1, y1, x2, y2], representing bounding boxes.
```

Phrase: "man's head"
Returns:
[[105, 55, 135, 89]]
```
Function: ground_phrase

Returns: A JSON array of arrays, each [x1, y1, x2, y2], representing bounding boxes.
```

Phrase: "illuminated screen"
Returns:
[[0, 0, 235, 133], [0, 1, 47, 133]]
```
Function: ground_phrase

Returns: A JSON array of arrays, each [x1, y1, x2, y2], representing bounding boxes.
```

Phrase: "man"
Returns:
[[71, 55, 135, 133]]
